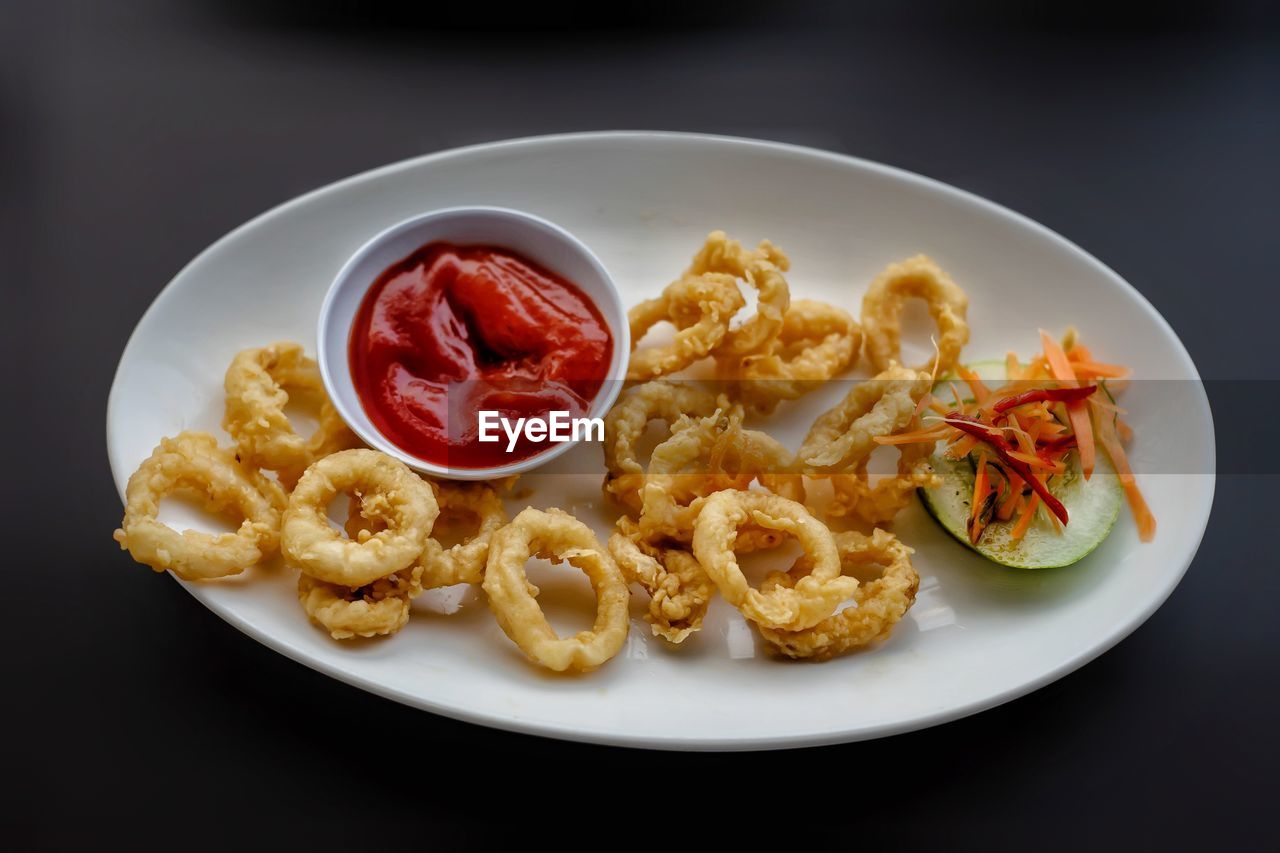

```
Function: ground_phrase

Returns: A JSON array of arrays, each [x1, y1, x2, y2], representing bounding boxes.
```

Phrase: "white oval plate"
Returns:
[[107, 132, 1214, 750]]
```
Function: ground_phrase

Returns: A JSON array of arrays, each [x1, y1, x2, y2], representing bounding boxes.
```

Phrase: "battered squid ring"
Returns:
[[861, 255, 969, 375], [281, 449, 438, 588], [482, 508, 630, 672], [638, 410, 804, 546], [757, 529, 919, 660], [297, 565, 423, 640], [609, 517, 715, 644], [692, 491, 857, 632], [638, 411, 752, 538], [342, 493, 385, 542], [417, 481, 508, 588], [603, 380, 719, 513], [686, 230, 791, 357], [223, 341, 359, 487], [720, 300, 862, 414], [627, 273, 745, 380], [303, 484, 496, 638], [797, 365, 931, 472], [114, 431, 287, 580], [827, 442, 940, 526]]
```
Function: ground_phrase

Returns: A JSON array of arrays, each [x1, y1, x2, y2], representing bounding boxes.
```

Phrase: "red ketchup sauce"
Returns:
[[348, 242, 613, 468]]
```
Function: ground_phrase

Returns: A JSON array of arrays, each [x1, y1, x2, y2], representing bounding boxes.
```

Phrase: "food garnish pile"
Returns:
[[114, 231, 1154, 673]]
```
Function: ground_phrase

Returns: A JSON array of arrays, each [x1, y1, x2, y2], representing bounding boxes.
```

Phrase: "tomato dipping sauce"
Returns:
[[348, 242, 613, 468]]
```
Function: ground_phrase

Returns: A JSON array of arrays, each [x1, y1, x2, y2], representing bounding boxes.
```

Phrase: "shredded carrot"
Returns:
[[1071, 361, 1131, 379], [1087, 396, 1125, 417], [1037, 420, 1068, 437], [1005, 352, 1023, 381], [1011, 494, 1041, 540], [956, 365, 991, 404], [1005, 422, 1039, 457], [1008, 450, 1066, 473], [996, 490, 1020, 521], [1094, 406, 1157, 542], [874, 424, 951, 445], [882, 326, 1153, 548], [911, 390, 933, 425], [1025, 359, 1050, 381], [970, 449, 990, 539], [997, 471, 1026, 521], [1066, 344, 1094, 362], [944, 434, 980, 459], [1040, 329, 1095, 479]]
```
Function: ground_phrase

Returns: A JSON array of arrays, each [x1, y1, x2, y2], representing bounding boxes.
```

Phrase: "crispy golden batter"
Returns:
[[798, 365, 931, 471], [861, 255, 969, 375], [418, 481, 508, 588], [686, 230, 791, 357], [827, 443, 940, 525], [719, 299, 862, 414], [113, 431, 286, 580], [609, 517, 715, 644], [757, 529, 918, 660], [223, 342, 359, 487], [692, 491, 856, 631], [282, 449, 438, 587], [603, 380, 720, 513], [297, 566, 423, 640], [639, 410, 753, 538], [482, 508, 630, 672], [638, 410, 803, 546], [628, 274, 745, 380]]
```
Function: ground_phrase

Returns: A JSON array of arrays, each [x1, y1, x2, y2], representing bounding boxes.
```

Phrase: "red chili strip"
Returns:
[[943, 413, 1070, 525], [1039, 434, 1078, 451], [992, 384, 1097, 414]]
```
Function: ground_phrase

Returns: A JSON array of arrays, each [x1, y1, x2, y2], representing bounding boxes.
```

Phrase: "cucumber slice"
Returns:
[[918, 361, 1123, 569]]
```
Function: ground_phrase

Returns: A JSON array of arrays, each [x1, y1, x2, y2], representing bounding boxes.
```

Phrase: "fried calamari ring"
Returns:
[[603, 380, 719, 513], [301, 483, 496, 639], [757, 529, 919, 660], [609, 517, 715, 644], [482, 508, 630, 672], [639, 410, 803, 544], [798, 365, 931, 472], [345, 482, 505, 585], [281, 449, 438, 588], [223, 342, 359, 486], [627, 273, 745, 380], [113, 431, 287, 580], [827, 443, 940, 525], [686, 230, 791, 357], [638, 411, 752, 538], [342, 493, 385, 542], [720, 300, 862, 414], [692, 491, 856, 631], [710, 418, 806, 505], [297, 566, 423, 640], [861, 255, 969, 374], [418, 481, 508, 588]]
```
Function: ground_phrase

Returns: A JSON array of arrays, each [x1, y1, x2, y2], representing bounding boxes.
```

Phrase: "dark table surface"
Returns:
[[4, 1, 1277, 848]]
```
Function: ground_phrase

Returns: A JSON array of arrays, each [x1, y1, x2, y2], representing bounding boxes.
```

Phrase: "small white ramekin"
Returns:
[[317, 206, 629, 480]]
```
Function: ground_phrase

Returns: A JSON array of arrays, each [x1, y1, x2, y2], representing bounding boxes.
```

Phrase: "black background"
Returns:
[[4, 1, 1278, 848]]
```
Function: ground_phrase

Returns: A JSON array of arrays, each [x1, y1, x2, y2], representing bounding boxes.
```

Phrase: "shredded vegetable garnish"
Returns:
[[878, 328, 1155, 544]]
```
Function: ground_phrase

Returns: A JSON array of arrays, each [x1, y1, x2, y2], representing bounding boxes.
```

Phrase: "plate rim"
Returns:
[[106, 130, 1217, 751]]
